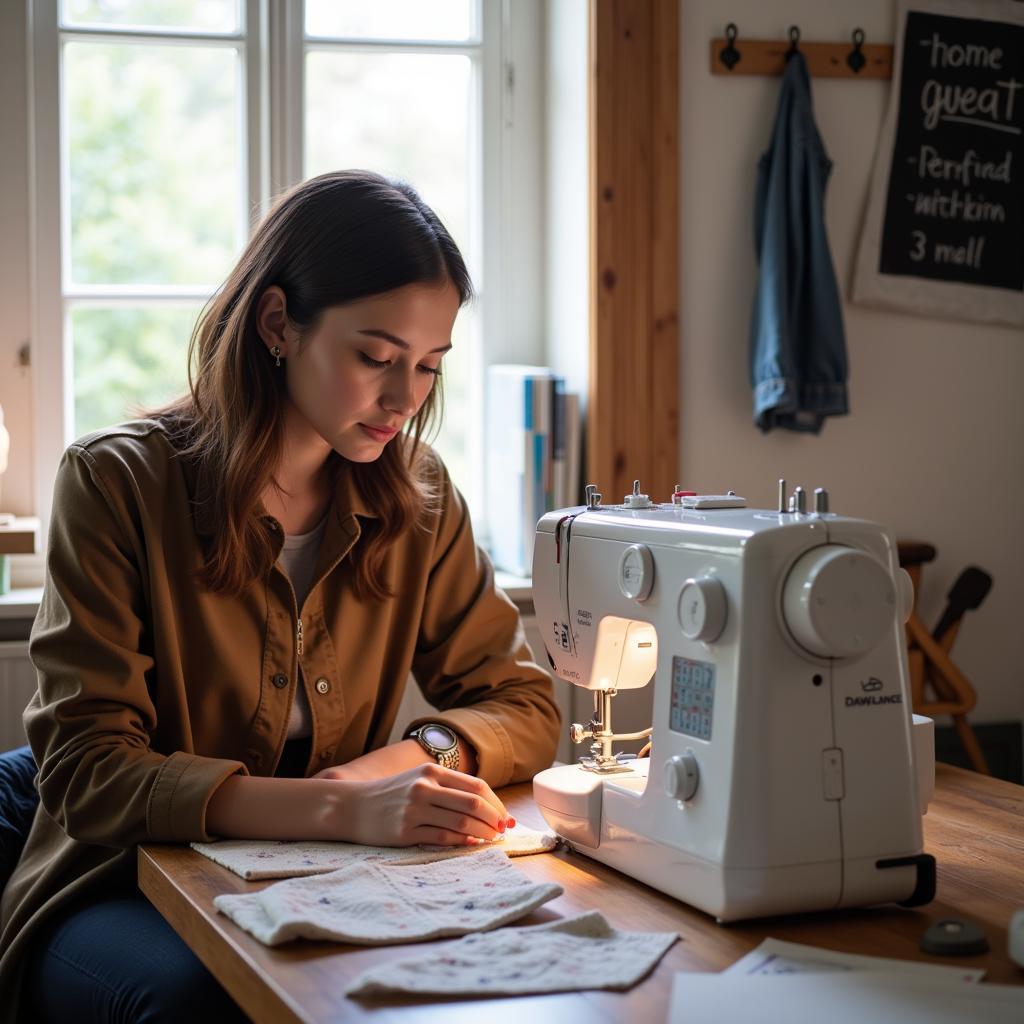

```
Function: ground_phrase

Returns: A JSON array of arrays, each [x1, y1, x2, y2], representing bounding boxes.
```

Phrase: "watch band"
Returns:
[[409, 723, 460, 771]]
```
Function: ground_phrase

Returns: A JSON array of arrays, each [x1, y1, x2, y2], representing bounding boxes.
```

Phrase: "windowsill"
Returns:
[[494, 571, 533, 607], [0, 586, 44, 621]]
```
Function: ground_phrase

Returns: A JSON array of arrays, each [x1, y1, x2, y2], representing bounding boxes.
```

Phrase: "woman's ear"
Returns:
[[255, 285, 290, 356]]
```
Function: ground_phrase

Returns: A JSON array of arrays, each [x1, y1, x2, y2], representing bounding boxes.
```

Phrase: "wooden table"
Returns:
[[138, 764, 1024, 1023]]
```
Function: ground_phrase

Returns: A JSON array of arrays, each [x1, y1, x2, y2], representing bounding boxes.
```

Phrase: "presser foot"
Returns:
[[577, 753, 635, 774]]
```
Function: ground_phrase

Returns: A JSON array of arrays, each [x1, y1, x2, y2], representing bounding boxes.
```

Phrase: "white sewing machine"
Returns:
[[532, 480, 936, 922]]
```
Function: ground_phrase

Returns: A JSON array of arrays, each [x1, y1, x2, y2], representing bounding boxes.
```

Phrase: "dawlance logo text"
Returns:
[[845, 676, 902, 707]]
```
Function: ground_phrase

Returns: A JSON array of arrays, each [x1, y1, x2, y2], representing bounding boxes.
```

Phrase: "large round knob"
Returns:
[[678, 577, 727, 643], [782, 545, 896, 659]]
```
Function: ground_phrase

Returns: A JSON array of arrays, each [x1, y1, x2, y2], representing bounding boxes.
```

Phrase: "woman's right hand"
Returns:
[[334, 761, 513, 847]]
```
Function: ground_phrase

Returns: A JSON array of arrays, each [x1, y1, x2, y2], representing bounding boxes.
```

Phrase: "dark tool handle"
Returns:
[[933, 566, 992, 642]]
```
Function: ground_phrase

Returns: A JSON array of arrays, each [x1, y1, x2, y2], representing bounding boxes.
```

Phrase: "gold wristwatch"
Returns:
[[408, 723, 460, 770]]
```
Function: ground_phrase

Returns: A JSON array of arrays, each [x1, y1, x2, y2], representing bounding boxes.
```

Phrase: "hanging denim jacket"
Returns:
[[749, 51, 849, 433]]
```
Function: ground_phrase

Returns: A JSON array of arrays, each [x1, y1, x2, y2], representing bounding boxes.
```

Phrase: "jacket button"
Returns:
[[315, 678, 330, 695], [272, 672, 288, 689]]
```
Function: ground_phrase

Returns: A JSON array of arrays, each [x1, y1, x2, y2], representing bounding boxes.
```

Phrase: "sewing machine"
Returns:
[[532, 480, 936, 922]]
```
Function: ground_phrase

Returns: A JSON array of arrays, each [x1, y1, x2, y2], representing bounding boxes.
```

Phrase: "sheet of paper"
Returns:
[[668, 971, 1024, 1024], [723, 936, 985, 983]]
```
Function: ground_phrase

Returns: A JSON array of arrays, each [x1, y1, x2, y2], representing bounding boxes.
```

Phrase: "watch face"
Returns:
[[422, 725, 455, 750]]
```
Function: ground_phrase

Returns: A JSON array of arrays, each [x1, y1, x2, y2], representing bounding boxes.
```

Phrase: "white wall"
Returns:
[[680, 0, 1023, 726]]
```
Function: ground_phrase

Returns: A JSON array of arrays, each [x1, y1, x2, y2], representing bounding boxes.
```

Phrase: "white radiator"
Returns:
[[0, 642, 36, 752]]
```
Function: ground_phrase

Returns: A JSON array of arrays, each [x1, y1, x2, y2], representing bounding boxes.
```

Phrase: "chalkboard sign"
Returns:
[[881, 12, 1023, 290], [853, 0, 1024, 328]]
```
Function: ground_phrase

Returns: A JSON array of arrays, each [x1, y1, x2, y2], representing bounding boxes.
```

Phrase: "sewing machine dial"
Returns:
[[782, 545, 896, 659], [618, 543, 654, 601], [678, 576, 727, 643]]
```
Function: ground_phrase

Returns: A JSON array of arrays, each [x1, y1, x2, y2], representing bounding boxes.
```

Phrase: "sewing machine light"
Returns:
[[591, 617, 658, 689]]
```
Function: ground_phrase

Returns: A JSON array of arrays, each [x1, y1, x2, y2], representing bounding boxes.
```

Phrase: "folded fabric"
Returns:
[[347, 910, 678, 998], [214, 847, 562, 947], [193, 822, 557, 880]]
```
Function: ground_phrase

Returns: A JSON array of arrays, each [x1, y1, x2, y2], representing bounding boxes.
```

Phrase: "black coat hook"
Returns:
[[785, 25, 801, 61], [719, 23, 741, 71], [847, 28, 867, 73]]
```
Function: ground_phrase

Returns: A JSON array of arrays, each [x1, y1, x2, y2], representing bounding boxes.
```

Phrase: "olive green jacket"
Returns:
[[0, 420, 559, 1016]]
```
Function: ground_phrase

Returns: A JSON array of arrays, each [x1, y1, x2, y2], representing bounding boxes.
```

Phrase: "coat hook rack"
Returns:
[[711, 24, 893, 79]]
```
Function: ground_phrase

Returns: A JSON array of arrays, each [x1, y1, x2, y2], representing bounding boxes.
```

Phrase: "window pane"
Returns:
[[61, 0, 239, 33], [305, 52, 472, 266], [71, 306, 198, 437], [305, 0, 476, 42], [427, 309, 472, 495], [305, 50, 476, 498], [64, 41, 242, 287]]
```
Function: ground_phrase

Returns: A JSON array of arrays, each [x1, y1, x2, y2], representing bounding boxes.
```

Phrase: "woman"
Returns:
[[0, 171, 560, 1022]]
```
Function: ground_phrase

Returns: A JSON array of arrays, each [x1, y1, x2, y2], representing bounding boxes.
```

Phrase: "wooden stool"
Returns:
[[898, 540, 991, 775]]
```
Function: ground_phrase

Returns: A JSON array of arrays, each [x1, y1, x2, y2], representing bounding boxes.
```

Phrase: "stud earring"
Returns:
[[271, 345, 282, 368]]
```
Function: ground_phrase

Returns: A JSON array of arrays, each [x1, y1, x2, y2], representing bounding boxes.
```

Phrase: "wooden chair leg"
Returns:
[[952, 714, 991, 775], [908, 648, 925, 707]]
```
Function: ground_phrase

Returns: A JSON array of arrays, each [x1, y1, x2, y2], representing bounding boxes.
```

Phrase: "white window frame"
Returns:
[[26, 0, 544, 562]]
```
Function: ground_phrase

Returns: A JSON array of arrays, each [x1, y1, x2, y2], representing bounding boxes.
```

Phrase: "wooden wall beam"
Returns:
[[589, 0, 680, 506]]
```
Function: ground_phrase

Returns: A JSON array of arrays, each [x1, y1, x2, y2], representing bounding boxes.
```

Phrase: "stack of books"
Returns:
[[485, 365, 581, 577]]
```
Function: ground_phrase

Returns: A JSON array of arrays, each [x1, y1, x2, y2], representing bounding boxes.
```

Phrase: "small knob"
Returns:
[[569, 723, 593, 744], [793, 486, 807, 514], [678, 576, 727, 643], [619, 544, 655, 601], [814, 487, 830, 514], [623, 479, 653, 509], [663, 752, 700, 801]]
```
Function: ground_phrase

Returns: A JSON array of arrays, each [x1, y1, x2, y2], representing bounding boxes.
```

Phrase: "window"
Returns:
[[59, 1, 246, 440], [27, 0, 543, 543], [302, 0, 482, 500]]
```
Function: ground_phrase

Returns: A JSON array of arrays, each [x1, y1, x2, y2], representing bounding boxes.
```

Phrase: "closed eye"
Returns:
[[358, 351, 443, 377]]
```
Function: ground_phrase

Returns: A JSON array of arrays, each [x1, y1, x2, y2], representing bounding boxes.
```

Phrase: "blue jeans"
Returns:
[[25, 881, 250, 1023]]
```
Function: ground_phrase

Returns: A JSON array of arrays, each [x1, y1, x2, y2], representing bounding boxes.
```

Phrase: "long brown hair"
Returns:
[[157, 170, 473, 600]]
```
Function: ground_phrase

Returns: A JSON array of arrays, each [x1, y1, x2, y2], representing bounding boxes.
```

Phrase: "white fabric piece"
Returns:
[[192, 823, 558, 880], [213, 847, 562, 947], [346, 910, 678, 998]]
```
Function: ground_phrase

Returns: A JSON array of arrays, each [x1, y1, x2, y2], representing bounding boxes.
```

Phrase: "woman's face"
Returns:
[[279, 281, 460, 462]]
